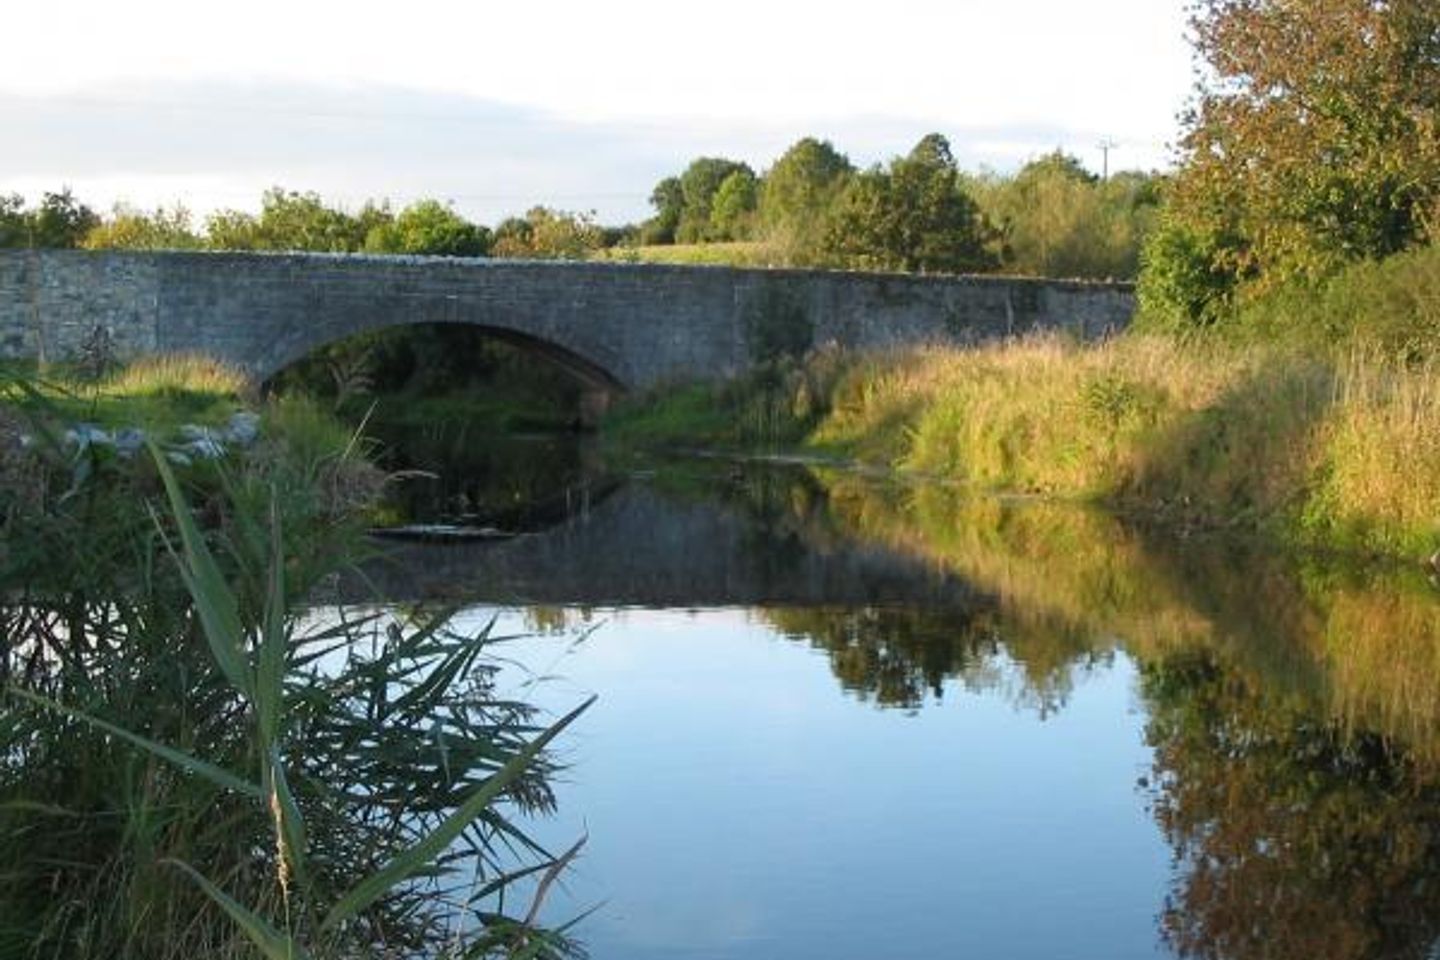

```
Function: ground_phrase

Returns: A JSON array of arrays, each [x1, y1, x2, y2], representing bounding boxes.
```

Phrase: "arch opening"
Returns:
[[261, 321, 625, 429], [263, 321, 619, 533]]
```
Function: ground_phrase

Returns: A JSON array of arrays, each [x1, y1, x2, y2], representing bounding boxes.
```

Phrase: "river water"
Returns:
[[363, 438, 1440, 960]]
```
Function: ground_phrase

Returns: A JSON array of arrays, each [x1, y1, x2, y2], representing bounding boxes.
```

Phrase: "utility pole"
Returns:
[[1098, 138, 1118, 182]]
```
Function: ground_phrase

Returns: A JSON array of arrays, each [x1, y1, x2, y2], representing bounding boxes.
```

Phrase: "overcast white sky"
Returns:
[[0, 0, 1195, 225]]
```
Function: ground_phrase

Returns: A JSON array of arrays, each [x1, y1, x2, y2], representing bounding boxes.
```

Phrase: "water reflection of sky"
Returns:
[[459, 606, 1170, 960]]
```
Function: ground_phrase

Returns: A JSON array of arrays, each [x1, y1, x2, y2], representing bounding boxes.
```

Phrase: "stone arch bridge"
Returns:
[[0, 251, 1133, 393]]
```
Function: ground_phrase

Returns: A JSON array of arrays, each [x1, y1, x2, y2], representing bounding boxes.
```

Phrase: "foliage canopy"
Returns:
[[1142, 0, 1440, 328], [821, 134, 996, 274]]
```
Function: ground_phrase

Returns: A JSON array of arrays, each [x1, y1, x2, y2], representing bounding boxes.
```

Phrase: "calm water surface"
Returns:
[[367, 439, 1440, 959], [471, 608, 1165, 960]]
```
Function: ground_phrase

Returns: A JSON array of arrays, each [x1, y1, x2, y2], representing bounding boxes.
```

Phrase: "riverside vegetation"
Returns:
[[0, 359, 589, 959]]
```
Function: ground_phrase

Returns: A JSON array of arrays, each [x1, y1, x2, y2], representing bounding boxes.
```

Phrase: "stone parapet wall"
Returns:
[[0, 251, 1134, 387]]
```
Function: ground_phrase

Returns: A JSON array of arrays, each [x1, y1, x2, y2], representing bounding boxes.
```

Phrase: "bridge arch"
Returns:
[[173, 254, 650, 390], [260, 317, 627, 395]]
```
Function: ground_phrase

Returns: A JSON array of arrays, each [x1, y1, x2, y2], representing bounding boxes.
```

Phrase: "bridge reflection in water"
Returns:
[[356, 472, 993, 610]]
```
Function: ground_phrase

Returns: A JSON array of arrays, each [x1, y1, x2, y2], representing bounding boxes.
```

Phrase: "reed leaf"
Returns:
[[6, 686, 262, 800], [165, 859, 309, 960], [149, 442, 254, 699], [256, 495, 287, 747], [320, 695, 595, 933]]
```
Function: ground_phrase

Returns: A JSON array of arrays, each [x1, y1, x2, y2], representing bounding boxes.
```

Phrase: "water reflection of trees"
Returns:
[[763, 605, 1113, 715], [1142, 650, 1440, 960], [757, 468, 1440, 756], [736, 465, 1440, 958], [716, 466, 1116, 712], [765, 606, 1000, 708]]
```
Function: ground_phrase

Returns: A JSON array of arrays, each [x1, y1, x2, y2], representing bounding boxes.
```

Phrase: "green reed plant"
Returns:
[[0, 373, 590, 958]]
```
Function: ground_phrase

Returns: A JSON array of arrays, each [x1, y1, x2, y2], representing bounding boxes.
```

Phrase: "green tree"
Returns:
[[252, 189, 367, 251], [7, 190, 100, 249], [1138, 214, 1245, 329], [976, 151, 1160, 279], [205, 188, 369, 252], [709, 168, 759, 241], [676, 157, 752, 243], [363, 199, 490, 257], [641, 176, 684, 244], [491, 207, 603, 260], [81, 204, 204, 250], [0, 194, 27, 248], [759, 137, 854, 264], [1146, 0, 1440, 325], [821, 134, 995, 274], [203, 209, 263, 251]]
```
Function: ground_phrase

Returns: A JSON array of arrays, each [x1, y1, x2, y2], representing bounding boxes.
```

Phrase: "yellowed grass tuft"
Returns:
[[101, 353, 251, 398]]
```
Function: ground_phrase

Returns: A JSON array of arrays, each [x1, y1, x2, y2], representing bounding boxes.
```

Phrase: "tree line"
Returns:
[[639, 133, 1161, 279], [2, 139, 1161, 281], [0, 189, 610, 261]]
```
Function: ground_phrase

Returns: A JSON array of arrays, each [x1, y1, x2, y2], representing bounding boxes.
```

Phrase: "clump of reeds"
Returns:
[[0, 375, 588, 958]]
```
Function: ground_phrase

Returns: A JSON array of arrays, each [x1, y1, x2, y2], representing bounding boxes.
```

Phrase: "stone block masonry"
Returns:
[[0, 251, 1134, 389]]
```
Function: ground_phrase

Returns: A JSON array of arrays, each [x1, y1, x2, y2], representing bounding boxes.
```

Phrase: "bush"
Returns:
[[1135, 217, 1242, 332], [1236, 242, 1440, 358]]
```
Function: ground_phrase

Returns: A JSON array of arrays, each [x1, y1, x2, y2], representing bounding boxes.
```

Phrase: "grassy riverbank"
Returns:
[[606, 335, 1440, 559], [830, 336, 1440, 555], [5, 354, 249, 428]]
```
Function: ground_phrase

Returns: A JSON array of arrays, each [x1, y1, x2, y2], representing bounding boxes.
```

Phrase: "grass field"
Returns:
[[595, 242, 773, 267]]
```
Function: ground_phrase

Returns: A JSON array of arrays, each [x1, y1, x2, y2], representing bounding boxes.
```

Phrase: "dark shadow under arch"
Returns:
[[259, 320, 628, 397], [468, 326, 626, 394]]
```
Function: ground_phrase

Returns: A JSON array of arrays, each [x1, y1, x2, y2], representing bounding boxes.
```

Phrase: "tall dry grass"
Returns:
[[1317, 350, 1440, 554], [100, 353, 251, 399], [12, 352, 254, 434], [811, 334, 1440, 557]]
